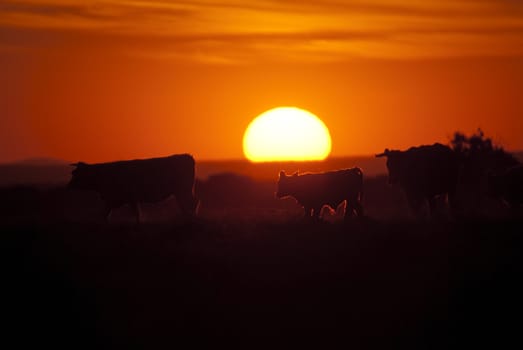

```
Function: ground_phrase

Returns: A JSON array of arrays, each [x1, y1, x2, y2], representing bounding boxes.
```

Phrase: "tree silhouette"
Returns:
[[450, 128, 519, 176], [449, 129, 520, 216]]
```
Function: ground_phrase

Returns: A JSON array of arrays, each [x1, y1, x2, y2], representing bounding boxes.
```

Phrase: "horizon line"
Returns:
[[2, 150, 523, 166]]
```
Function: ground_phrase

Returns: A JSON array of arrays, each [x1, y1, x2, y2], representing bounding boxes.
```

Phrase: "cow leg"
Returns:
[[345, 196, 364, 220], [336, 202, 345, 217], [348, 202, 364, 220], [177, 191, 199, 219], [428, 197, 438, 219], [102, 204, 112, 223], [303, 207, 313, 219], [313, 206, 323, 221], [407, 194, 425, 219], [344, 200, 355, 221], [132, 202, 142, 225], [448, 189, 462, 220], [508, 200, 521, 218], [354, 199, 364, 218], [351, 200, 363, 218]]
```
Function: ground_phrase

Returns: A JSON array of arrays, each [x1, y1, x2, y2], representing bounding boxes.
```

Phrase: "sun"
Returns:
[[243, 107, 332, 162]]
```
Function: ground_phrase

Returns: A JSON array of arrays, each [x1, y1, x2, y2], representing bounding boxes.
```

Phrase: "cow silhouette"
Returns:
[[276, 168, 363, 221], [376, 143, 460, 219], [68, 154, 199, 223]]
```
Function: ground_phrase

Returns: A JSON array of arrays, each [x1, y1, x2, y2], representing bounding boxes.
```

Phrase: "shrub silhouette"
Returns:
[[449, 129, 520, 216], [450, 129, 519, 175]]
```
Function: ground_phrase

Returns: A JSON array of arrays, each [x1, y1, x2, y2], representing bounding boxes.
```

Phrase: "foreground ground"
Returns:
[[3, 218, 523, 349]]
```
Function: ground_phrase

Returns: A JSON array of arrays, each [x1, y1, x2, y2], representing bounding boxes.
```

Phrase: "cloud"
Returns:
[[1, 0, 523, 63]]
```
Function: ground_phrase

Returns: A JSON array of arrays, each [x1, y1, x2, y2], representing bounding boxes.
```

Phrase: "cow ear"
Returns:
[[292, 171, 299, 177], [279, 170, 286, 178], [70, 161, 87, 168]]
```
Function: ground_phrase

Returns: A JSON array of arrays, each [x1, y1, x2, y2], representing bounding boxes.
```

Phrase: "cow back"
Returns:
[[70, 154, 196, 207], [395, 143, 459, 197]]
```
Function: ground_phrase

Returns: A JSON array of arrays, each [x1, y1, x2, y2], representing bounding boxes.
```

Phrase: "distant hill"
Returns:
[[195, 156, 388, 181], [14, 157, 70, 166], [0, 156, 386, 187], [1, 151, 521, 187], [0, 161, 72, 187]]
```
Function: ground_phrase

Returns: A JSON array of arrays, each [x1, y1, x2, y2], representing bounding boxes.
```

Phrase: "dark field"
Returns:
[[3, 219, 523, 349], [2, 173, 523, 349]]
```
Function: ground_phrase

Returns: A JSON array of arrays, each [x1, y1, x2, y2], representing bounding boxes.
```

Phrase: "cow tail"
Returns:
[[356, 167, 364, 203]]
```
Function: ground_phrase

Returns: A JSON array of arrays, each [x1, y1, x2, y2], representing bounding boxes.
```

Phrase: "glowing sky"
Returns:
[[1, 0, 523, 162]]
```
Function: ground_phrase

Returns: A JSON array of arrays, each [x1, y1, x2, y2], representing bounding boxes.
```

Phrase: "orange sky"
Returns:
[[1, 0, 523, 163]]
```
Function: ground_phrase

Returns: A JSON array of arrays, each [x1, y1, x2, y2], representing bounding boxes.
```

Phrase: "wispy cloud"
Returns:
[[1, 0, 523, 63]]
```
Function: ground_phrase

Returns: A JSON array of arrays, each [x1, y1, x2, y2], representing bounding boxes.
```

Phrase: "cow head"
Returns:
[[276, 170, 298, 198], [376, 149, 404, 184], [68, 162, 95, 190]]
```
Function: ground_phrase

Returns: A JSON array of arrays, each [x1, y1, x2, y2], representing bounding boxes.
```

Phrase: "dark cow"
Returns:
[[376, 143, 460, 219], [487, 164, 523, 214], [68, 154, 199, 223], [276, 168, 364, 221]]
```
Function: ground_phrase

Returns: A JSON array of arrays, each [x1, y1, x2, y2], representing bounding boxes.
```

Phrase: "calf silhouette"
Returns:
[[276, 168, 363, 221]]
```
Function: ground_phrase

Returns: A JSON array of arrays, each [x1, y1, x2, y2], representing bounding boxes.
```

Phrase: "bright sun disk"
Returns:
[[243, 107, 332, 162]]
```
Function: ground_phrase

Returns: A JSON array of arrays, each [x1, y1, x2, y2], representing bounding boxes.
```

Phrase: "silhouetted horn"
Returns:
[[375, 148, 390, 158], [70, 161, 87, 167]]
